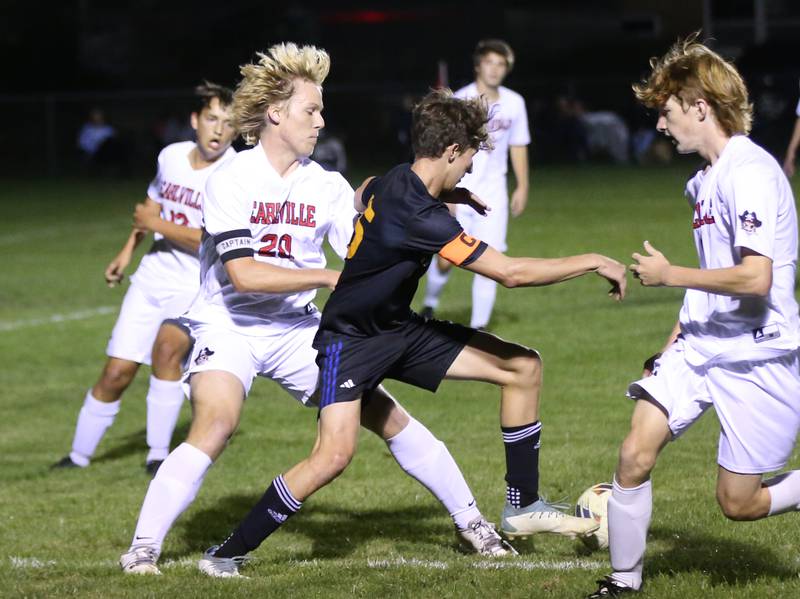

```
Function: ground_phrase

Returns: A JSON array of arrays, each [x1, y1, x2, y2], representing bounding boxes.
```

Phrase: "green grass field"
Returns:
[[2, 165, 800, 598]]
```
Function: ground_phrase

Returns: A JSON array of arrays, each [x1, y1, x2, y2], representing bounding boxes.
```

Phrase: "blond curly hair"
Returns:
[[233, 43, 330, 145], [633, 32, 753, 136]]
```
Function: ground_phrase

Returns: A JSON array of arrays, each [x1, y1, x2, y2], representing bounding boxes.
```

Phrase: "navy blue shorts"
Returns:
[[313, 315, 475, 408]]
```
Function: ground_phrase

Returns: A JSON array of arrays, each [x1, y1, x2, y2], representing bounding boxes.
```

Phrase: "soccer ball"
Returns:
[[574, 482, 612, 550]]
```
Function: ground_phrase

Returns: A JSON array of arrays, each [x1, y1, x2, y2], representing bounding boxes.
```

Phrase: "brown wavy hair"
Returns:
[[473, 39, 515, 73], [633, 33, 752, 136], [233, 43, 330, 145], [194, 81, 234, 113], [411, 89, 491, 159]]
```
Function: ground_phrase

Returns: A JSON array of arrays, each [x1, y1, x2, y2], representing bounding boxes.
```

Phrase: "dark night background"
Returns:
[[2, 0, 799, 176]]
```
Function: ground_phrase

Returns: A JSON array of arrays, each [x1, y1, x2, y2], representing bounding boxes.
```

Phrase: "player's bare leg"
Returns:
[[144, 322, 192, 473], [361, 386, 515, 556], [600, 399, 671, 593], [54, 357, 140, 468], [445, 330, 597, 539], [121, 371, 243, 574]]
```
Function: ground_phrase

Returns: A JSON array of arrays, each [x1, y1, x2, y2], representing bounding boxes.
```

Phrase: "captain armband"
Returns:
[[439, 232, 488, 266], [214, 229, 254, 263]]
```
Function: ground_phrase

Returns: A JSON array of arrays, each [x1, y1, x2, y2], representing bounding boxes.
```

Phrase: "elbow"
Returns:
[[744, 273, 772, 297], [498, 267, 521, 289], [749, 279, 771, 298]]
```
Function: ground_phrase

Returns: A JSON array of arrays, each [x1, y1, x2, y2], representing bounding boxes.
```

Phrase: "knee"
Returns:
[[617, 436, 657, 485], [716, 489, 761, 521], [98, 362, 136, 394], [313, 444, 355, 480], [152, 331, 190, 371], [188, 413, 237, 455], [508, 349, 542, 389]]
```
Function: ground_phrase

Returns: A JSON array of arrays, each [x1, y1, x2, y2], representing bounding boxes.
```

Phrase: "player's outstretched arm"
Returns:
[[630, 241, 771, 297], [133, 198, 202, 252], [224, 257, 339, 294], [461, 244, 627, 300]]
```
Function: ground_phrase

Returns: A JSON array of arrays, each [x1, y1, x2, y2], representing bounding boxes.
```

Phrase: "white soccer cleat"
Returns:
[[501, 498, 600, 539], [197, 545, 248, 578], [119, 544, 161, 575], [457, 517, 518, 557]]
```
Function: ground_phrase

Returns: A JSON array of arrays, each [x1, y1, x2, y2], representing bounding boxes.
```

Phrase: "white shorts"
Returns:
[[456, 198, 508, 252], [106, 281, 197, 366], [185, 313, 321, 405], [628, 340, 800, 474]]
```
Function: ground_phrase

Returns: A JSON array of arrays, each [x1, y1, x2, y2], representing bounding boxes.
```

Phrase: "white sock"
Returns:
[[766, 470, 800, 515], [608, 476, 651, 591], [69, 390, 121, 466], [145, 376, 185, 462], [423, 261, 450, 309], [130, 442, 212, 553], [386, 418, 480, 530], [470, 274, 497, 329]]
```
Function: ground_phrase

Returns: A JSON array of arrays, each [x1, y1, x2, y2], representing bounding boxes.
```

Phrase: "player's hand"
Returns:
[[630, 241, 671, 287], [133, 202, 160, 231], [783, 154, 796, 178], [441, 187, 490, 216], [596, 256, 627, 301], [104, 253, 130, 288], [510, 187, 528, 218]]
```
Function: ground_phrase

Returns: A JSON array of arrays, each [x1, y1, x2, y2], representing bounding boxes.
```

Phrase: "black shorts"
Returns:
[[313, 315, 475, 408]]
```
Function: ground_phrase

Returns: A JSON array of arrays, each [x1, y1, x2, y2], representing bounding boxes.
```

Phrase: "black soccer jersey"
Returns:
[[318, 164, 487, 337]]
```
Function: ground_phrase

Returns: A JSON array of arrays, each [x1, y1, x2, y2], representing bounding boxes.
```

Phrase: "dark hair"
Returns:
[[473, 39, 515, 72], [194, 80, 234, 113], [411, 89, 490, 159]]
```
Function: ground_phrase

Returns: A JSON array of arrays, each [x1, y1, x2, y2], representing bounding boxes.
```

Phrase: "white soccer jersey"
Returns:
[[131, 141, 236, 292], [454, 82, 530, 205], [679, 135, 800, 365], [185, 143, 355, 333]]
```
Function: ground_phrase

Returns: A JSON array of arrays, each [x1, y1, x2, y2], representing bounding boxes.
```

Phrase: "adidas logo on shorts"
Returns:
[[339, 379, 355, 389]]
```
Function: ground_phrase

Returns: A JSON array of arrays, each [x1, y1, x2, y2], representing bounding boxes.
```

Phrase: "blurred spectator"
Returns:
[[552, 95, 589, 162], [78, 108, 116, 160], [573, 100, 631, 164], [311, 129, 347, 174], [783, 87, 800, 177], [77, 108, 127, 175]]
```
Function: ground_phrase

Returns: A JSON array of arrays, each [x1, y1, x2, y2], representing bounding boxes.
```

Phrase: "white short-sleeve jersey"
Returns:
[[679, 135, 799, 365], [131, 141, 236, 292], [185, 143, 356, 333], [454, 82, 530, 206]]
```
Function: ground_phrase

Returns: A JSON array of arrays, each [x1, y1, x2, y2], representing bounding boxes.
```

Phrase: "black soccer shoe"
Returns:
[[420, 306, 435, 320], [587, 577, 638, 598], [145, 460, 164, 476], [51, 456, 82, 469]]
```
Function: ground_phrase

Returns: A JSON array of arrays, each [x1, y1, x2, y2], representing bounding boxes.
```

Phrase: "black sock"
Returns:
[[502, 421, 541, 508], [214, 475, 302, 558]]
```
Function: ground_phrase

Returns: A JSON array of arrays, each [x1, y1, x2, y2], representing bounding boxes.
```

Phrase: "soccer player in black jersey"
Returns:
[[202, 89, 627, 573]]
